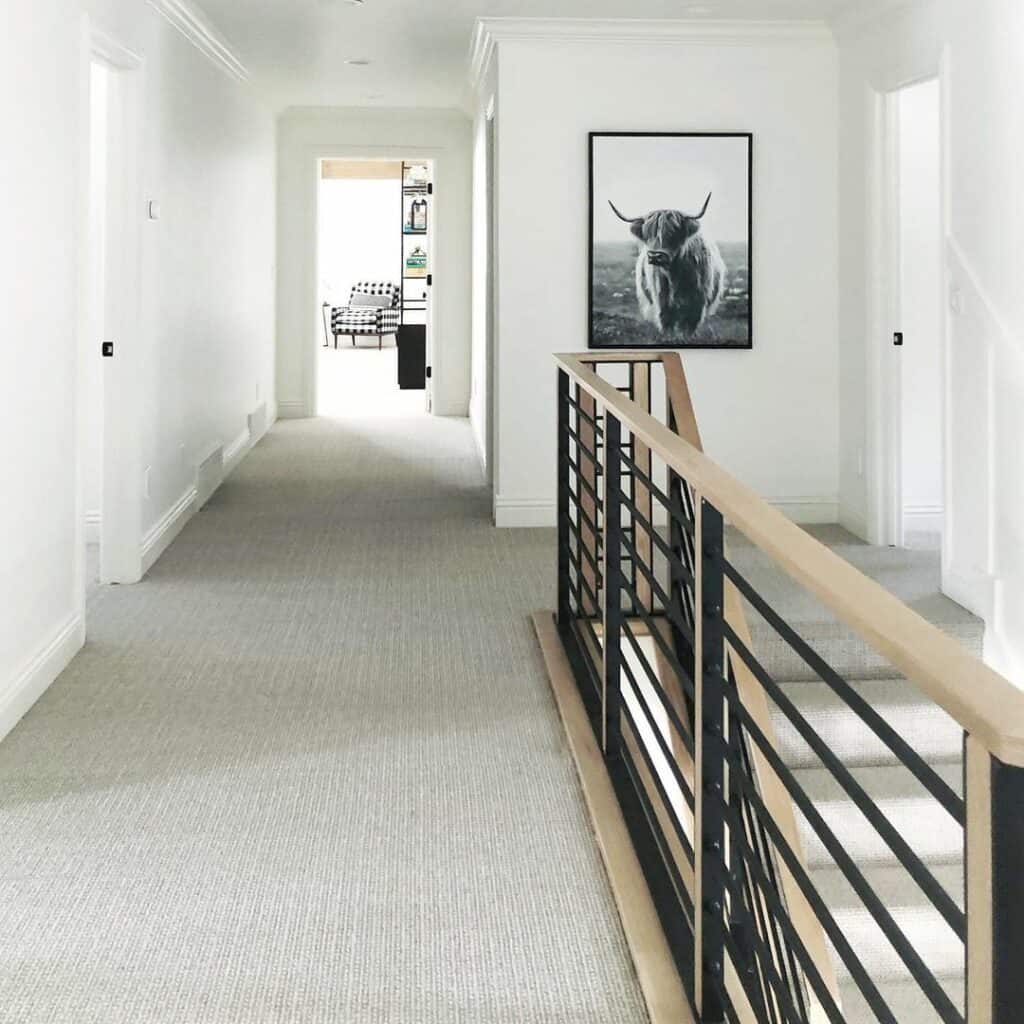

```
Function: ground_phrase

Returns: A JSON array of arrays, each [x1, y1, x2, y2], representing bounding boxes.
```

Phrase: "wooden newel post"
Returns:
[[966, 735, 1024, 1022]]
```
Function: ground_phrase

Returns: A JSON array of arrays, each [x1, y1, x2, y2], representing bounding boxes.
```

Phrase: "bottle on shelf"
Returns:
[[405, 246, 427, 278]]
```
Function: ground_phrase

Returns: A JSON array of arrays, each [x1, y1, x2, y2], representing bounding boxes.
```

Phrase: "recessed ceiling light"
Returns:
[[345, 58, 371, 66]]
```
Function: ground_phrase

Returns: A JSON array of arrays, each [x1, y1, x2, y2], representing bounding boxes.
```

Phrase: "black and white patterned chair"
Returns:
[[329, 282, 401, 350]]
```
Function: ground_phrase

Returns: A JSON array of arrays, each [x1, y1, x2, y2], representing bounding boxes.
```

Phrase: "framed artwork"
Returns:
[[588, 131, 753, 349]]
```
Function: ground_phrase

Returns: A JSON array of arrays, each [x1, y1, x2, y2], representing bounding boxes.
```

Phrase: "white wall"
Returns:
[[944, 0, 1024, 680], [482, 27, 840, 527], [470, 54, 498, 484], [0, 0, 85, 735], [318, 178, 402, 309], [836, 0, 1024, 680], [898, 77, 943, 537], [277, 108, 472, 419], [0, 0, 276, 741]]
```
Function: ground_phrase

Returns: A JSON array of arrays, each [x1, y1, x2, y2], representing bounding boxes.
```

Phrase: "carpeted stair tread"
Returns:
[[837, 975, 964, 1024], [810, 861, 964, 912], [792, 762, 962, 868], [771, 679, 962, 769], [822, 903, 963, 981], [728, 525, 982, 683]]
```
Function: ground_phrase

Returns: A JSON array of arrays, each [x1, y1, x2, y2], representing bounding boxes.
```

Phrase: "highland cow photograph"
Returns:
[[589, 132, 752, 349]]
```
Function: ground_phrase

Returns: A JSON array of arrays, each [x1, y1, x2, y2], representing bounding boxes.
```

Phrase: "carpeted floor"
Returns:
[[0, 416, 648, 1024]]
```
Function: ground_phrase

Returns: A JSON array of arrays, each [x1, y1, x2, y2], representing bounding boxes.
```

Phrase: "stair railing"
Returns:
[[553, 350, 1024, 1024]]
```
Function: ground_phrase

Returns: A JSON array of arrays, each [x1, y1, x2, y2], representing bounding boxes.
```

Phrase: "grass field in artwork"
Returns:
[[590, 241, 751, 348]]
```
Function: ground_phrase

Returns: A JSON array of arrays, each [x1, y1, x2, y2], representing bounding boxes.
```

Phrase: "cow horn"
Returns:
[[608, 201, 643, 225], [692, 192, 712, 220]]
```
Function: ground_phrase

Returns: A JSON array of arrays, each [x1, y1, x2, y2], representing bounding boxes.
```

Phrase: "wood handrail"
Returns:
[[557, 351, 1024, 768]]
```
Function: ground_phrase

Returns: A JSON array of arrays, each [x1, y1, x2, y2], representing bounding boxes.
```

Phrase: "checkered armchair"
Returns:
[[329, 282, 401, 349]]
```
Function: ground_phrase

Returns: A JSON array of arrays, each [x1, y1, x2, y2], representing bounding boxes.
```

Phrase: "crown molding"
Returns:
[[148, 0, 249, 82], [828, 0, 934, 41], [469, 16, 833, 86]]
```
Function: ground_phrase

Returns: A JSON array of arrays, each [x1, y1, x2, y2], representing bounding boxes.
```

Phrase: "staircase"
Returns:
[[735, 526, 979, 1023]]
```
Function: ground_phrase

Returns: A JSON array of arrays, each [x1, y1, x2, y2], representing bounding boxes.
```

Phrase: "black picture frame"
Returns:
[[588, 131, 753, 350]]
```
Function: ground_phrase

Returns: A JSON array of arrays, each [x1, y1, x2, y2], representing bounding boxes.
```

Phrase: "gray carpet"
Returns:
[[0, 416, 648, 1024]]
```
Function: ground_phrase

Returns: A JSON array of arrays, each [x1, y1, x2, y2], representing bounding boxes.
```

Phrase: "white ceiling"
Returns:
[[197, 0, 854, 111]]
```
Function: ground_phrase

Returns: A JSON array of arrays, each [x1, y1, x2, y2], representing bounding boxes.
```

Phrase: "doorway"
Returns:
[[886, 77, 944, 552], [315, 159, 433, 418], [83, 59, 110, 591], [79, 32, 143, 596]]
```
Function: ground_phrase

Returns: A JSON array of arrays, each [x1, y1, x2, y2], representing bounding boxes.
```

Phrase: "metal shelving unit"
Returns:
[[398, 162, 432, 391]]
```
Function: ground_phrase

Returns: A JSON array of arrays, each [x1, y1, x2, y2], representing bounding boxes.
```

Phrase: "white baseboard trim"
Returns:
[[84, 511, 102, 545], [277, 400, 308, 419], [494, 495, 840, 529], [195, 444, 224, 510], [223, 426, 251, 476], [903, 504, 944, 534], [0, 614, 84, 744], [470, 418, 487, 478], [946, 565, 997, 623], [838, 505, 869, 541], [767, 497, 840, 525], [141, 485, 198, 575], [495, 498, 556, 528]]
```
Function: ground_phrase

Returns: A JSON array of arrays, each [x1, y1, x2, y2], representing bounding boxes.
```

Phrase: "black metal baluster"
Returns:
[[557, 370, 571, 628], [990, 758, 1024, 1020], [700, 499, 726, 1022], [603, 412, 623, 758]]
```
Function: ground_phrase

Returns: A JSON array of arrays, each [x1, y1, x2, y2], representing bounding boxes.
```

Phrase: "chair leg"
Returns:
[[333, 333, 338, 349], [351, 334, 356, 347], [378, 334, 382, 351]]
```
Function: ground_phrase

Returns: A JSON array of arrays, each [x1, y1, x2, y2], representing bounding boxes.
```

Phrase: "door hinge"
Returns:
[[427, 274, 433, 287], [893, 332, 904, 347], [427, 182, 433, 195], [426, 366, 432, 379], [102, 341, 114, 357]]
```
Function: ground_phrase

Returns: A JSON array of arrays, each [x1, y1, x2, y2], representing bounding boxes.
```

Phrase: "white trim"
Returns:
[[141, 485, 198, 575], [80, 21, 146, 586], [768, 498, 841, 525], [839, 506, 870, 542], [472, 17, 831, 70], [470, 16, 834, 89], [195, 443, 224, 509], [0, 615, 84, 745], [90, 27, 143, 70], [946, 567, 997, 625], [147, 0, 249, 81], [829, 0, 933, 41], [85, 511, 103, 545], [277, 400, 309, 419], [470, 414, 487, 479], [494, 498, 555, 529], [495, 496, 839, 529], [223, 426, 251, 473]]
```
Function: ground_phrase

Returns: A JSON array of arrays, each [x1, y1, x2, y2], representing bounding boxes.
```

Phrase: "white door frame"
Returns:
[[303, 145, 442, 418], [865, 56, 951, 581], [77, 20, 145, 598]]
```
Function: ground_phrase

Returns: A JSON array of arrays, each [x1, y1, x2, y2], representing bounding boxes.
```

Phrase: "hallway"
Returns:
[[0, 417, 646, 1024]]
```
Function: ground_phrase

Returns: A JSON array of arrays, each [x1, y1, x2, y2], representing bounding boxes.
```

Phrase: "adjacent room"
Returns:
[[316, 158, 433, 418]]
